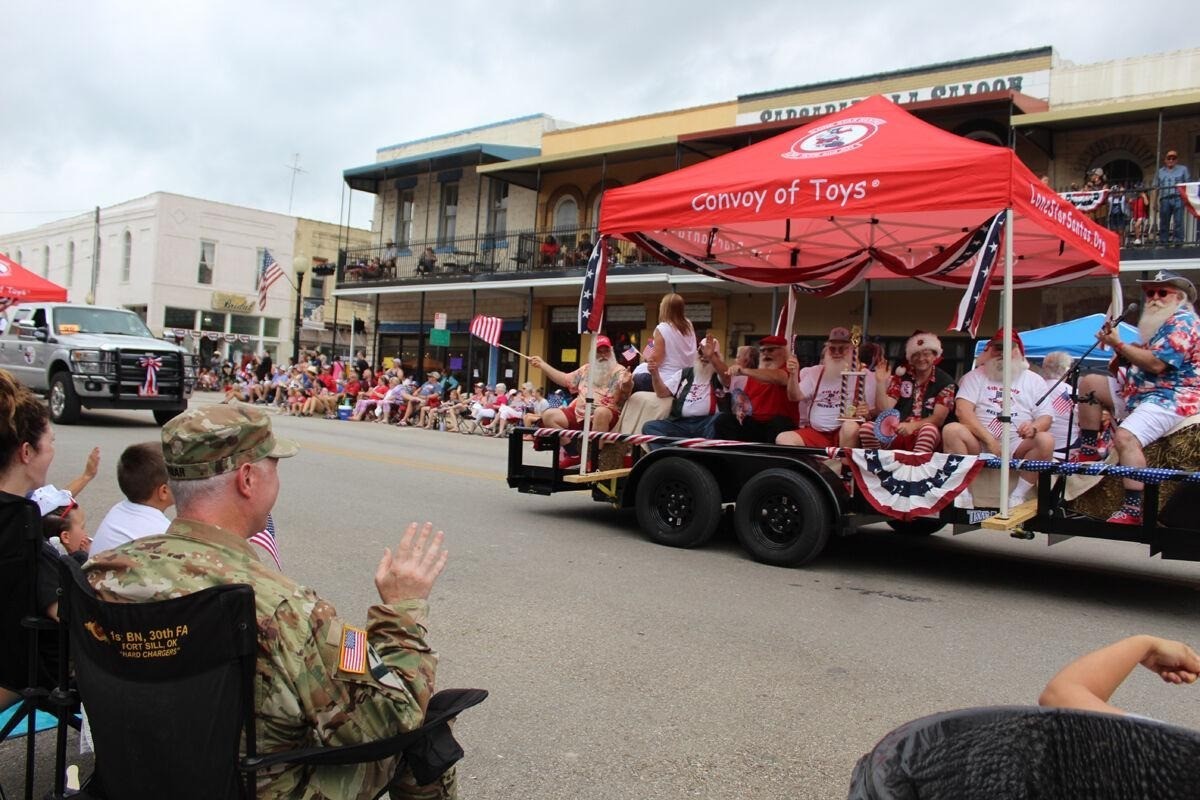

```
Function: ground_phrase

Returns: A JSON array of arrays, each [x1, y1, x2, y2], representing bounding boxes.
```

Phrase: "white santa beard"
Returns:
[[824, 356, 853, 373], [1138, 298, 1183, 342], [982, 355, 1028, 383]]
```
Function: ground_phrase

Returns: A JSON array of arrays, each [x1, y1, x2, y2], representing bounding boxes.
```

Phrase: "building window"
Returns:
[[197, 240, 215, 285], [66, 241, 75, 286], [163, 306, 197, 329], [200, 311, 225, 332], [395, 189, 415, 246], [487, 180, 508, 238], [262, 318, 280, 338], [121, 231, 132, 283], [42, 246, 49, 277], [15, 249, 22, 266], [553, 196, 578, 233], [309, 273, 325, 296], [437, 182, 458, 247], [230, 314, 259, 336]]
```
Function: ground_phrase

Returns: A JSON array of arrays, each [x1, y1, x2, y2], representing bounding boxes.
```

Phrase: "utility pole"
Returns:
[[286, 153, 308, 215]]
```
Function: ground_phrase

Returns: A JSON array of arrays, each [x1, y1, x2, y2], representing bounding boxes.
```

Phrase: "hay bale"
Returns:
[[1069, 424, 1200, 519]]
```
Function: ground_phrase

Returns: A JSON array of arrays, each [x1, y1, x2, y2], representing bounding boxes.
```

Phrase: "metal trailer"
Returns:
[[506, 429, 1200, 567]]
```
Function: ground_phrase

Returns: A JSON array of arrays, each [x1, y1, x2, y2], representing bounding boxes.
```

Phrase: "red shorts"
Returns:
[[790, 426, 839, 447], [562, 403, 620, 430]]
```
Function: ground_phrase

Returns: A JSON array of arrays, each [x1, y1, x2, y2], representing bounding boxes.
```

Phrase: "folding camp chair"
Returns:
[[847, 705, 1200, 799], [59, 561, 486, 800], [0, 492, 78, 800]]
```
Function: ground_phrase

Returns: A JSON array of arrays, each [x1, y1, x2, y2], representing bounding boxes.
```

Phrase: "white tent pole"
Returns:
[[999, 207, 1014, 517], [577, 332, 599, 474]]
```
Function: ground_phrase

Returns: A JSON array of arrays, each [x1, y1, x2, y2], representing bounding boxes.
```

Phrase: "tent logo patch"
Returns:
[[783, 117, 886, 160]]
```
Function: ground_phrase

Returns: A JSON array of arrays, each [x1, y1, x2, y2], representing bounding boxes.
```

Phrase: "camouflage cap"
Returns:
[[162, 404, 299, 480]]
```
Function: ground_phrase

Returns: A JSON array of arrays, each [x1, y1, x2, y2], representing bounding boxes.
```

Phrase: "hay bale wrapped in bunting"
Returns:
[[1069, 423, 1200, 522]]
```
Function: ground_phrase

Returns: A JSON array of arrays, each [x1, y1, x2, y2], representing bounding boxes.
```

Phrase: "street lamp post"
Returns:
[[292, 255, 308, 363]]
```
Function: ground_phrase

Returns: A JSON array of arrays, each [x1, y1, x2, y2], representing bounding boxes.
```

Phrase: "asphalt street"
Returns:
[[5, 393, 1200, 798]]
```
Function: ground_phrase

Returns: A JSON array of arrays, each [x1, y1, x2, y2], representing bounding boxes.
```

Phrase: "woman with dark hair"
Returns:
[[0, 369, 60, 710]]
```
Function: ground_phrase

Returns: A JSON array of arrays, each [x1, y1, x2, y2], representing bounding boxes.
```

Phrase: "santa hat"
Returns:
[[905, 330, 943, 361]]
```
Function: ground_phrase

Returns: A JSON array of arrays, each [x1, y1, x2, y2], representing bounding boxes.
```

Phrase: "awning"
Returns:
[[476, 137, 679, 189], [343, 143, 540, 193]]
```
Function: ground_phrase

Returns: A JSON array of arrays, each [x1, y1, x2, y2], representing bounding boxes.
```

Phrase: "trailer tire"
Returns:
[[886, 518, 945, 536], [635, 457, 722, 549], [734, 468, 831, 566]]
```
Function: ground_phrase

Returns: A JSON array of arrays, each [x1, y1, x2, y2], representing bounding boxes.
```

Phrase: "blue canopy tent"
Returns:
[[973, 314, 1139, 364]]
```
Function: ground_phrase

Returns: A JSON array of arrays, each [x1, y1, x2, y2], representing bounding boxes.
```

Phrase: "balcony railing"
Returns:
[[339, 210, 1200, 289], [338, 227, 656, 287]]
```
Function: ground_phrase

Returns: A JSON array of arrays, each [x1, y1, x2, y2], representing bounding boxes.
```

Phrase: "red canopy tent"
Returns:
[[0, 252, 68, 308], [599, 94, 1118, 295], [594, 96, 1121, 511]]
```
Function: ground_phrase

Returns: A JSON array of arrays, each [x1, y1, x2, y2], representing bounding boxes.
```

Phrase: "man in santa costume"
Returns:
[[943, 329, 1054, 509], [851, 330, 957, 452], [777, 327, 876, 448]]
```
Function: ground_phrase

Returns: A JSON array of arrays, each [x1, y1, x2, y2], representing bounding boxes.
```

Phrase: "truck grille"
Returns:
[[114, 350, 186, 399]]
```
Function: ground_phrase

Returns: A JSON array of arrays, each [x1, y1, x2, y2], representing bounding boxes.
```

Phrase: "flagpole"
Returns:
[[998, 207, 1014, 518]]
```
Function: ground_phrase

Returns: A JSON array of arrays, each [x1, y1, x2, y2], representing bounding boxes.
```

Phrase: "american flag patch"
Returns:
[[1051, 390, 1074, 416], [339, 625, 367, 674]]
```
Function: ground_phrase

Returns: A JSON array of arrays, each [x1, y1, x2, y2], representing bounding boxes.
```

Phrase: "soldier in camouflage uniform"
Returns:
[[83, 404, 455, 799]]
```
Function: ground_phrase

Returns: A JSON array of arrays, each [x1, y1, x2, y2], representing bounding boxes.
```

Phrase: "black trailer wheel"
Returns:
[[634, 458, 722, 548], [733, 468, 831, 566], [886, 518, 945, 536]]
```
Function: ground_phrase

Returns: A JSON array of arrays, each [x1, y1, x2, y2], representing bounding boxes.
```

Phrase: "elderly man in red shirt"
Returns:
[[707, 334, 798, 443]]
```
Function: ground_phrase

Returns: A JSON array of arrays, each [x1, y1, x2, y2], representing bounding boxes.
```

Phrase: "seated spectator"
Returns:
[[852, 331, 956, 453], [32, 487, 90, 566], [377, 377, 409, 423], [523, 386, 550, 428], [400, 372, 443, 426], [90, 442, 174, 555], [490, 384, 533, 437], [350, 375, 389, 421], [302, 363, 339, 418], [417, 390, 444, 429], [539, 235, 560, 267], [1039, 635, 1200, 715], [643, 338, 727, 448], [575, 233, 594, 262], [444, 384, 483, 432], [472, 384, 506, 428], [383, 240, 398, 268], [417, 247, 437, 275]]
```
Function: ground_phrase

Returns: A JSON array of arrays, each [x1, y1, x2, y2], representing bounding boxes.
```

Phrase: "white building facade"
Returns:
[[0, 192, 298, 364]]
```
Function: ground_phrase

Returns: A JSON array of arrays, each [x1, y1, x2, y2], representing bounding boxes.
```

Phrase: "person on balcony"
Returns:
[[1156, 150, 1191, 247], [575, 233, 594, 263], [417, 247, 437, 275], [539, 235, 560, 267]]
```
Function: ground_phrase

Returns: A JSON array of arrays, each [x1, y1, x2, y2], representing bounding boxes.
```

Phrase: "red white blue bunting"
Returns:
[[839, 448, 984, 521]]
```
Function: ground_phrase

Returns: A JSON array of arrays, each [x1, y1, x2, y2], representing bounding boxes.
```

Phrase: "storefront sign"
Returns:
[[302, 297, 327, 330], [434, 312, 448, 330], [429, 328, 450, 347], [211, 292, 256, 313], [736, 70, 1050, 125]]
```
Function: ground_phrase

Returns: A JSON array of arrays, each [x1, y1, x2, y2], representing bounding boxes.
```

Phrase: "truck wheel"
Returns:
[[635, 457, 722, 548], [154, 408, 184, 426], [734, 468, 831, 566], [48, 371, 81, 425], [887, 518, 944, 536]]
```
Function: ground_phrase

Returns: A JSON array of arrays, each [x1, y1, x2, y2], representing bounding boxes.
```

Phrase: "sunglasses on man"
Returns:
[[1144, 289, 1178, 299]]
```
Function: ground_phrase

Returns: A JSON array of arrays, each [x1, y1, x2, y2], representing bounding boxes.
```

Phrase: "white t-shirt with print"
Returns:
[[955, 367, 1052, 437], [798, 366, 876, 432]]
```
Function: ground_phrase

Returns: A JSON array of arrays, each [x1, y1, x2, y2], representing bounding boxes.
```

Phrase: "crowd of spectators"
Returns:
[[196, 348, 566, 436]]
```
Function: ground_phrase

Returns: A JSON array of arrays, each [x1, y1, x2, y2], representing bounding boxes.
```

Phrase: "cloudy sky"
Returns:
[[1, 0, 1193, 237]]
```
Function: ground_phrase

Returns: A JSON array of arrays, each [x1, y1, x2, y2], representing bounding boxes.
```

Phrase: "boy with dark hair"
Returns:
[[89, 441, 174, 554]]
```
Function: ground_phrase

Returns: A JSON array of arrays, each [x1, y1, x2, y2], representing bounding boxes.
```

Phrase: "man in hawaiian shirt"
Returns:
[[1074, 270, 1200, 524]]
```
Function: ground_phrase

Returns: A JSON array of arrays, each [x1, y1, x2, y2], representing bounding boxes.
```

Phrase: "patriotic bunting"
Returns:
[[137, 355, 162, 397], [843, 448, 984, 520], [1061, 189, 1108, 213]]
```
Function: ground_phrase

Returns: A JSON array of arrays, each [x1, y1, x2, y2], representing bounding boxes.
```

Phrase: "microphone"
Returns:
[[1114, 301, 1138, 323]]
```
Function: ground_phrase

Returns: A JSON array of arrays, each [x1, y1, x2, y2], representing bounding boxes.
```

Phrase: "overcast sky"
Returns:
[[1, 0, 1193, 238]]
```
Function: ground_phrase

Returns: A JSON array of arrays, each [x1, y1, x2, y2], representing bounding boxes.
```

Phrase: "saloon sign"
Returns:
[[736, 70, 1050, 126]]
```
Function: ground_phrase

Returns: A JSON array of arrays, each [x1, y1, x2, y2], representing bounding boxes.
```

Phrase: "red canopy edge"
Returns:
[[0, 253, 69, 306], [598, 95, 1119, 291]]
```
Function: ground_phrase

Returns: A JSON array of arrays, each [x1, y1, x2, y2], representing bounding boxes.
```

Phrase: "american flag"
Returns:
[[949, 212, 1006, 338], [248, 512, 280, 570], [469, 314, 503, 347], [339, 625, 367, 674], [623, 344, 639, 362], [258, 249, 283, 311], [577, 236, 608, 334], [986, 417, 1005, 438], [1052, 388, 1074, 416]]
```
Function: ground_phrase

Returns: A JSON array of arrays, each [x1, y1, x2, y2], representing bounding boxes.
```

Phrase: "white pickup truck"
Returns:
[[0, 303, 196, 425]]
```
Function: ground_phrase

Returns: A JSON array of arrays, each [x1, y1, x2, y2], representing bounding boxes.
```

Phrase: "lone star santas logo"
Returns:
[[138, 354, 163, 397], [782, 117, 886, 160]]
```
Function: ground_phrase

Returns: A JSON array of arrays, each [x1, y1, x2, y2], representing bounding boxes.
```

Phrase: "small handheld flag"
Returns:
[[469, 315, 503, 347], [622, 344, 639, 362]]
